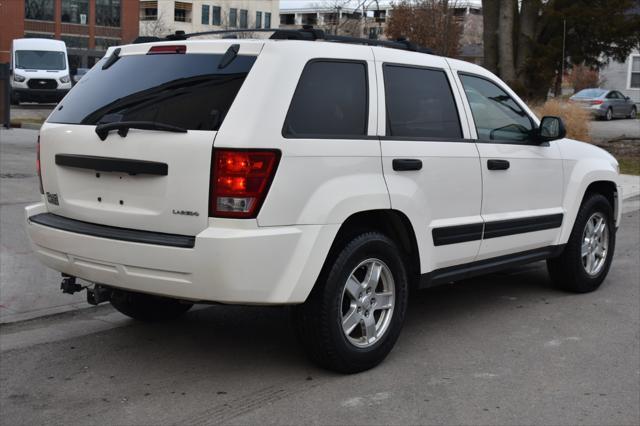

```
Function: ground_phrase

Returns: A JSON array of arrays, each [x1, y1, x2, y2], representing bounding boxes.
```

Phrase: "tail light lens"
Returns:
[[209, 149, 280, 218], [591, 100, 604, 105], [36, 135, 44, 194]]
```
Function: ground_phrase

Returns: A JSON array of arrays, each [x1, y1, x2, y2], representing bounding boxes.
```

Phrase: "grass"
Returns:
[[617, 157, 640, 175]]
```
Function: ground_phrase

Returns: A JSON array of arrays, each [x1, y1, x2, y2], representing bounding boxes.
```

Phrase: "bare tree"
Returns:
[[139, 10, 170, 37], [386, 0, 462, 57]]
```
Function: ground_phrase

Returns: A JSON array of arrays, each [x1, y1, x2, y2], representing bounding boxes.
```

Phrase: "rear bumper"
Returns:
[[25, 203, 338, 304]]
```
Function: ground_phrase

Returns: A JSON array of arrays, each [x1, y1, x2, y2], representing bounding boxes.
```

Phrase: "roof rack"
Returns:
[[133, 26, 433, 55]]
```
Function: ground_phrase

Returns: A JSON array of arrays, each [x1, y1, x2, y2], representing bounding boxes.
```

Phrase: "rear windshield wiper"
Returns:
[[95, 121, 187, 141]]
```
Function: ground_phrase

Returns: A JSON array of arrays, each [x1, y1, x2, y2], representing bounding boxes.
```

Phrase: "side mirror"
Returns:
[[537, 116, 566, 142]]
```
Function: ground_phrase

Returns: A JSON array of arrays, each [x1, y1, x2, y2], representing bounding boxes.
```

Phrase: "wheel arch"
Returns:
[[314, 209, 421, 294]]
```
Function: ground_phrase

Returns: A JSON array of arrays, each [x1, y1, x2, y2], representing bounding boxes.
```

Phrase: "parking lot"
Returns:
[[1, 125, 639, 425]]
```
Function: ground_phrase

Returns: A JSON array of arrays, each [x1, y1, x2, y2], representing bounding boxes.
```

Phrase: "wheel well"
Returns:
[[584, 180, 617, 211], [326, 210, 421, 288]]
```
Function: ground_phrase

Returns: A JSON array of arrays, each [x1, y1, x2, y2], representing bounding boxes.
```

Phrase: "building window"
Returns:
[[256, 11, 262, 29], [25, 0, 54, 21], [265, 12, 271, 29], [140, 1, 157, 21], [60, 35, 89, 49], [229, 8, 237, 27], [95, 37, 120, 50], [202, 5, 210, 25], [631, 56, 640, 89], [96, 0, 121, 27], [239, 9, 248, 28], [212, 6, 221, 25], [24, 32, 55, 39], [61, 0, 89, 24], [280, 13, 295, 25], [174, 2, 192, 22]]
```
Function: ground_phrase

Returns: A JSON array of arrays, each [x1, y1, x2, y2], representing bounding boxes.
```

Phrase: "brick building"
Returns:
[[0, 0, 139, 72]]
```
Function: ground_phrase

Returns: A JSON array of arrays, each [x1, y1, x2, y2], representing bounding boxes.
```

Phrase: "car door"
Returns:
[[606, 91, 623, 116], [374, 49, 483, 274], [452, 70, 565, 260]]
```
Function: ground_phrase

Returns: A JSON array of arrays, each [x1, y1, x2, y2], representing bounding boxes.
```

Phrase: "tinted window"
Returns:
[[284, 61, 368, 138], [384, 65, 461, 139], [459, 74, 533, 142], [48, 53, 256, 131]]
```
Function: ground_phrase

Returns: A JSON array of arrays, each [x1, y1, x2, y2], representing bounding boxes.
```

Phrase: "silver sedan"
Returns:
[[570, 88, 637, 120]]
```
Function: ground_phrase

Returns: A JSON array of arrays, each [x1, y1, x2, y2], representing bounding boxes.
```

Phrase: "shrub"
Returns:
[[532, 99, 591, 142], [569, 65, 604, 93]]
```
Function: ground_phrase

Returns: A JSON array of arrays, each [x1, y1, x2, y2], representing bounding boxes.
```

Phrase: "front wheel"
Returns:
[[294, 232, 409, 374], [110, 289, 193, 321], [628, 106, 637, 119], [547, 193, 616, 293]]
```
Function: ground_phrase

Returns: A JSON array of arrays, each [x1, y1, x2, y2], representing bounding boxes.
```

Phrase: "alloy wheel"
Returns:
[[581, 212, 609, 276], [340, 258, 395, 348]]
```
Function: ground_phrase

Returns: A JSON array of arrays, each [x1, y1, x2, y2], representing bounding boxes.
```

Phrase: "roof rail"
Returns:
[[133, 26, 433, 55]]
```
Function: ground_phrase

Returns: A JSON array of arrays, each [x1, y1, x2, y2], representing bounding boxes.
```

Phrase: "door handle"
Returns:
[[392, 159, 423, 171], [487, 159, 510, 170]]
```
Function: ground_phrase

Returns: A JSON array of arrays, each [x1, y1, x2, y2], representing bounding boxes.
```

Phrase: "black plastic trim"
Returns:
[[432, 213, 564, 246], [432, 223, 484, 246], [420, 245, 565, 288], [56, 154, 168, 176], [483, 213, 563, 240], [28, 213, 195, 248]]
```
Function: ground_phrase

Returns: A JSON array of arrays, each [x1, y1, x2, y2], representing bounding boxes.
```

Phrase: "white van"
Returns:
[[10, 38, 72, 105]]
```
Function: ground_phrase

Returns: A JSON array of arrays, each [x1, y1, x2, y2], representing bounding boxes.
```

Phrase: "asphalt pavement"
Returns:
[[0, 208, 638, 425]]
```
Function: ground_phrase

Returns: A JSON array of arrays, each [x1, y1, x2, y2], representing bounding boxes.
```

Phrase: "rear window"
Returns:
[[283, 60, 368, 138], [48, 52, 256, 131], [574, 89, 606, 98], [384, 65, 462, 139]]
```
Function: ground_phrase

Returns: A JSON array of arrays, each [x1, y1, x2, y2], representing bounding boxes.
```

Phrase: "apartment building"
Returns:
[[139, 0, 279, 37], [0, 0, 139, 70]]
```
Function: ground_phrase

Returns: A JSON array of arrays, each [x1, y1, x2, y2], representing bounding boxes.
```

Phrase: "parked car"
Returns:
[[25, 31, 621, 374], [10, 38, 72, 105], [570, 88, 637, 120], [72, 67, 89, 85]]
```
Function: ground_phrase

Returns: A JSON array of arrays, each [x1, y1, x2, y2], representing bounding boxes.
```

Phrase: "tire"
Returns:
[[547, 193, 616, 293], [605, 107, 613, 121], [294, 232, 409, 374], [629, 106, 637, 119], [110, 289, 193, 321]]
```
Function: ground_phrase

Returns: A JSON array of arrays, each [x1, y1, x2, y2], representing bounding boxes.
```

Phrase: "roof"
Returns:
[[12, 38, 66, 51]]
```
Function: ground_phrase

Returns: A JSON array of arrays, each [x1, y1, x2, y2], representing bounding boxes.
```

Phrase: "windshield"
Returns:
[[15, 50, 66, 70], [574, 89, 606, 98], [48, 53, 256, 131]]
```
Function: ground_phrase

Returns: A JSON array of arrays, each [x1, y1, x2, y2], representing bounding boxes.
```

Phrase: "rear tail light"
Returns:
[[591, 100, 604, 105], [147, 45, 186, 55], [36, 135, 44, 194], [209, 149, 280, 218]]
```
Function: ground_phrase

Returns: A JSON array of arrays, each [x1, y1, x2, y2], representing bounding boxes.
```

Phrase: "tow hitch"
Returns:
[[59, 274, 112, 305]]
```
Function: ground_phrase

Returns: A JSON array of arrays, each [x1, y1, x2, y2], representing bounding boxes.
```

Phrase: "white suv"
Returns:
[[25, 30, 621, 373]]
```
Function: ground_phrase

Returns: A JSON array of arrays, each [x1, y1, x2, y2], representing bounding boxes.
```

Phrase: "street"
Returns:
[[0, 208, 638, 425], [0, 126, 639, 425]]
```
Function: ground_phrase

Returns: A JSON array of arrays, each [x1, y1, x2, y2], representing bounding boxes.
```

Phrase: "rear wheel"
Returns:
[[605, 107, 613, 121], [294, 232, 409, 374], [110, 289, 193, 321], [547, 193, 616, 293]]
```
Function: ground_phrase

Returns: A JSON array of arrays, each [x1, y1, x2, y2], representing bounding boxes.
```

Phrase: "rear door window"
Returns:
[[48, 52, 256, 131], [283, 60, 368, 138], [383, 65, 462, 139]]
